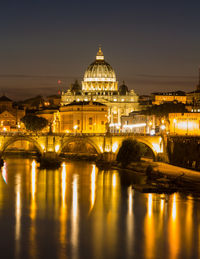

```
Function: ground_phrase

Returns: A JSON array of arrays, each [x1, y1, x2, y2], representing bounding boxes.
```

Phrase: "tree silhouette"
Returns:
[[21, 115, 48, 132]]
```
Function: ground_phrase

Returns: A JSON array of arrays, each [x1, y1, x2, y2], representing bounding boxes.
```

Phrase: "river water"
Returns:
[[0, 158, 200, 259]]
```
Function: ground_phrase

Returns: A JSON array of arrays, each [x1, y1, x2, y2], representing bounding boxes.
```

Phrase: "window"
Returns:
[[77, 120, 80, 125], [89, 117, 92, 125]]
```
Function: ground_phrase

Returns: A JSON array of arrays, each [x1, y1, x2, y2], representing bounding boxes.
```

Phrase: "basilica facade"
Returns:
[[61, 47, 139, 131]]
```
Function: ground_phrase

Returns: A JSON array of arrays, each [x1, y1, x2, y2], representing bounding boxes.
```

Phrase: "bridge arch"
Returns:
[[114, 137, 160, 160], [1, 136, 44, 155], [59, 137, 102, 155]]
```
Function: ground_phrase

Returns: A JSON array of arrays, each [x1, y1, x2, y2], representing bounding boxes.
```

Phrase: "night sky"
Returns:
[[0, 0, 200, 100]]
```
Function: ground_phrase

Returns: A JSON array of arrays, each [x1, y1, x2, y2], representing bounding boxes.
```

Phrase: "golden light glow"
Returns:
[[55, 144, 60, 153], [185, 196, 193, 256], [29, 161, 37, 259], [15, 174, 21, 258], [145, 193, 154, 259], [15, 174, 21, 240], [59, 162, 67, 247], [112, 173, 117, 188], [1, 162, 7, 184], [99, 146, 103, 153], [112, 142, 119, 153], [152, 143, 161, 153], [123, 123, 146, 129], [172, 193, 176, 220], [126, 186, 134, 255], [169, 193, 179, 259], [128, 186, 133, 215], [148, 194, 153, 217], [31, 160, 36, 202], [160, 199, 164, 214], [41, 144, 45, 151], [71, 174, 79, 255], [89, 165, 96, 212], [160, 124, 166, 130], [61, 162, 67, 205]]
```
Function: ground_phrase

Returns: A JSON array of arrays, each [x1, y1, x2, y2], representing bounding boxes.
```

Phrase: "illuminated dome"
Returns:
[[82, 47, 118, 92]]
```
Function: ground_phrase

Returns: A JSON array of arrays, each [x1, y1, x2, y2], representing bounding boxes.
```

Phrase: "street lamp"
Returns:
[[73, 125, 78, 135]]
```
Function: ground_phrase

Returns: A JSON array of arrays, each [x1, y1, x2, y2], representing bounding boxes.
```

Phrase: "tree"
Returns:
[[117, 139, 145, 168], [21, 115, 48, 132]]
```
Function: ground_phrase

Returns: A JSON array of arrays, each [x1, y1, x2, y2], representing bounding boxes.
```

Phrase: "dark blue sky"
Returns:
[[0, 0, 200, 100]]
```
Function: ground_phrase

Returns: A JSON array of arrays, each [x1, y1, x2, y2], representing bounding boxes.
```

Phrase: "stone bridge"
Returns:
[[0, 132, 167, 161]]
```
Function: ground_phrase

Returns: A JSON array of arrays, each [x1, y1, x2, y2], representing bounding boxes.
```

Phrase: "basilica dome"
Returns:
[[83, 47, 116, 83]]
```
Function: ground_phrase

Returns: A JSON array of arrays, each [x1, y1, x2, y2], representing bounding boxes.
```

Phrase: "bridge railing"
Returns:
[[0, 132, 160, 137]]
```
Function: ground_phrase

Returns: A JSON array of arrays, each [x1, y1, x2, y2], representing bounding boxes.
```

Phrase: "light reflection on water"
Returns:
[[0, 158, 199, 259]]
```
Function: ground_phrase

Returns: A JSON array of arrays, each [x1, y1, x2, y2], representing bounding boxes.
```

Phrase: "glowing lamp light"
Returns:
[[99, 146, 103, 153], [160, 125, 166, 130], [73, 125, 78, 130], [55, 145, 60, 153], [3, 127, 7, 132], [41, 144, 45, 152], [123, 123, 146, 129], [32, 160, 36, 167], [150, 129, 155, 136], [112, 142, 119, 153]]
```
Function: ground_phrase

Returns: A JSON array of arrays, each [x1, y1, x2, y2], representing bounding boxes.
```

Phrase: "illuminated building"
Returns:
[[121, 112, 168, 135], [169, 112, 200, 135], [47, 95, 61, 106], [186, 69, 200, 107], [61, 47, 139, 131], [0, 95, 25, 131], [59, 100, 108, 133], [152, 91, 186, 105]]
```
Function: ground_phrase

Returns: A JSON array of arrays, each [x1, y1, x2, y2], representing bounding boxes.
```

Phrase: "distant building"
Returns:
[[59, 101, 108, 134], [187, 90, 200, 106], [61, 47, 139, 132], [121, 111, 167, 135], [186, 69, 200, 107], [47, 95, 61, 107], [169, 112, 200, 135], [18, 95, 45, 110], [138, 95, 152, 110], [0, 95, 25, 131], [152, 91, 186, 105]]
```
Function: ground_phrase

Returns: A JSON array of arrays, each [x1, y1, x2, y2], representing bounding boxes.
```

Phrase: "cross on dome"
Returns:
[[96, 46, 104, 60]]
